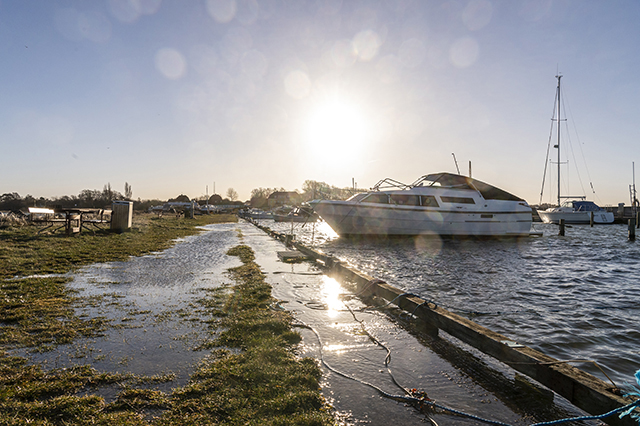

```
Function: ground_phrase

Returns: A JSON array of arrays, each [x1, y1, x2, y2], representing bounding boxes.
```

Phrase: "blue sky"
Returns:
[[1, 0, 639, 205]]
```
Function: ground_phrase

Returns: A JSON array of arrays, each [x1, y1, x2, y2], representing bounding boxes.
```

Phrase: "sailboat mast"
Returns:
[[556, 74, 562, 207]]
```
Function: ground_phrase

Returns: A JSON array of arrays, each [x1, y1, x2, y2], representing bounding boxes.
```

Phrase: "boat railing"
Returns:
[[372, 178, 411, 191], [409, 175, 432, 187], [560, 196, 587, 200], [409, 175, 469, 189]]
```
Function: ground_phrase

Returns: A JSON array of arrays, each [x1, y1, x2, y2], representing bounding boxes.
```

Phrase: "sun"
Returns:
[[304, 99, 368, 167]]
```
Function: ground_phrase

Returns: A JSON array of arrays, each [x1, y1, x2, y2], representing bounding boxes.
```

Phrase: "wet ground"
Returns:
[[16, 221, 603, 425], [242, 222, 598, 426], [17, 224, 242, 397]]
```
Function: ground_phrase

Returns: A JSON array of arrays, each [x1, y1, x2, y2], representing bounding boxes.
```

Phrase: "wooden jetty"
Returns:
[[250, 221, 639, 426]]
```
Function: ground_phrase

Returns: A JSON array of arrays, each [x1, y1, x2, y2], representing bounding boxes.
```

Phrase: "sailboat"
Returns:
[[537, 75, 614, 225]]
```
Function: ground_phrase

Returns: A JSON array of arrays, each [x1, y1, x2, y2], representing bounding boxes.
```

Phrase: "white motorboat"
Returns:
[[537, 75, 614, 224], [310, 172, 533, 237], [240, 208, 274, 220]]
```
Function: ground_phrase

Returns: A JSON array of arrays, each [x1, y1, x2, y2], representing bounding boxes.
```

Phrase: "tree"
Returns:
[[103, 183, 113, 203], [169, 194, 190, 202], [124, 182, 132, 200], [0, 193, 23, 211], [78, 189, 99, 207], [208, 194, 223, 204], [301, 180, 355, 201], [226, 188, 238, 201]]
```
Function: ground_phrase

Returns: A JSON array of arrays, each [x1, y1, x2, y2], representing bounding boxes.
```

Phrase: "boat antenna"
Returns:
[[452, 153, 460, 174]]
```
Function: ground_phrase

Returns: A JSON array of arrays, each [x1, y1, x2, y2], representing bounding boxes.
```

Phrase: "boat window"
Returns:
[[390, 194, 420, 206], [441, 196, 475, 204], [420, 196, 439, 207], [363, 193, 389, 204]]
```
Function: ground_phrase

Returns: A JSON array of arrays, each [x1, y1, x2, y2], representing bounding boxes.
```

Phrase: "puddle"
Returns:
[[13, 223, 242, 394]]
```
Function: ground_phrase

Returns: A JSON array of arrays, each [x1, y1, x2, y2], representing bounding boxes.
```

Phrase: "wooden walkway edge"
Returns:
[[249, 221, 638, 426]]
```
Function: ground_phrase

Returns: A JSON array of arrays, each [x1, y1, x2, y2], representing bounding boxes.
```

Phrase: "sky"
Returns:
[[1, 0, 639, 206]]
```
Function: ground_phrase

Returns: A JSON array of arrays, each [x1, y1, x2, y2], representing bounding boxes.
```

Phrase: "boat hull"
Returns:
[[538, 210, 614, 224], [312, 201, 532, 237], [273, 214, 317, 223]]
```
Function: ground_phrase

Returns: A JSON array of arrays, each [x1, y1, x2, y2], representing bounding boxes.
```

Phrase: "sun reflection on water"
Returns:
[[320, 275, 344, 318]]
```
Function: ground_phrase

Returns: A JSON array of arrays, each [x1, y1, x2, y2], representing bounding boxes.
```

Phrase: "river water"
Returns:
[[264, 219, 640, 387]]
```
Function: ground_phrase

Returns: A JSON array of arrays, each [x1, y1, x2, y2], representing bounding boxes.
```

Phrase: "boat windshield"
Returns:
[[571, 201, 603, 211]]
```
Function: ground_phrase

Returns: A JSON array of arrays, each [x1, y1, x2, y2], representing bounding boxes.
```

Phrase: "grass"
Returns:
[[160, 245, 333, 426], [0, 213, 237, 280], [0, 276, 106, 350], [0, 214, 334, 425]]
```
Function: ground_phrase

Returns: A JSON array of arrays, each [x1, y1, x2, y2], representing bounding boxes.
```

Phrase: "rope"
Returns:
[[529, 400, 640, 426], [295, 319, 640, 426], [255, 220, 640, 426], [294, 320, 524, 426], [341, 298, 409, 396]]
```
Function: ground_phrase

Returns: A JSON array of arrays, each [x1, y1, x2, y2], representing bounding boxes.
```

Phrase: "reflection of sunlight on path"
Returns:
[[320, 276, 343, 318]]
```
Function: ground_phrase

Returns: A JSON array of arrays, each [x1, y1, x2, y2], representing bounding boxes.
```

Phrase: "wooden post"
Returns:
[[636, 212, 639, 229], [559, 219, 565, 236], [590, 211, 594, 227], [629, 218, 636, 240], [65, 213, 72, 236], [284, 234, 294, 247]]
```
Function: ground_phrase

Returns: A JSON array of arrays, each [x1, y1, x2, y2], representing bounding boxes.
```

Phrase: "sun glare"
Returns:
[[304, 100, 368, 167]]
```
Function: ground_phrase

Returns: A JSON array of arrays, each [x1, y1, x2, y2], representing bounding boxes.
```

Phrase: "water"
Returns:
[[15, 219, 629, 423], [19, 223, 242, 394], [262, 219, 640, 387]]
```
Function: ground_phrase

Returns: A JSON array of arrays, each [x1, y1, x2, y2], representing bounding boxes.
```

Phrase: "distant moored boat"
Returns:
[[537, 75, 614, 224]]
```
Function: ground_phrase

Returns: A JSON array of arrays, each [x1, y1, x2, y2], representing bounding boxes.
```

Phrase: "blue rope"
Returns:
[[529, 399, 640, 426]]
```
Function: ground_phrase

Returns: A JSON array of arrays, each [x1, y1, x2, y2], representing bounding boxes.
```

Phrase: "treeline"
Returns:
[[0, 183, 162, 212], [248, 180, 359, 208], [1, 179, 363, 212]]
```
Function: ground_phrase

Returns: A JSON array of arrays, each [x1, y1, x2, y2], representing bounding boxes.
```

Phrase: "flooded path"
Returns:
[[16, 221, 603, 424], [241, 223, 594, 426]]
